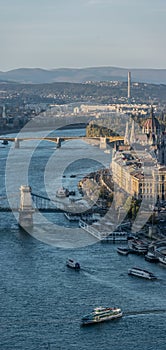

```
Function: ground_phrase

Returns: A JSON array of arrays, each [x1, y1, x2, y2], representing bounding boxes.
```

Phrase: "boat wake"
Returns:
[[82, 270, 113, 287], [124, 309, 166, 317], [81, 267, 98, 274]]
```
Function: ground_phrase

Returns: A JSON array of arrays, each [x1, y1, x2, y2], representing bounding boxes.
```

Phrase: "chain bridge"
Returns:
[[0, 188, 80, 213], [0, 185, 105, 229]]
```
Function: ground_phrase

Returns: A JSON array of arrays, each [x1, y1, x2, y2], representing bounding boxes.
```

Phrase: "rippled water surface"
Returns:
[[0, 130, 165, 349]]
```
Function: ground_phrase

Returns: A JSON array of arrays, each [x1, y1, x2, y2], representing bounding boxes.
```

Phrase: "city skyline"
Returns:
[[0, 0, 166, 71]]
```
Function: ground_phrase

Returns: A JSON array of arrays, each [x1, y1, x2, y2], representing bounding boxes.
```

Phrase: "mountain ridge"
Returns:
[[0, 66, 166, 84]]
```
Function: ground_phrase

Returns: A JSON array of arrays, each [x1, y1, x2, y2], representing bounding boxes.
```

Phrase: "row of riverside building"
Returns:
[[112, 151, 166, 201], [112, 106, 166, 202]]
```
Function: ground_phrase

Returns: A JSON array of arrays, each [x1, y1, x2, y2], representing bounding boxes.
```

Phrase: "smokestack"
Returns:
[[2, 105, 6, 118], [128, 71, 131, 99]]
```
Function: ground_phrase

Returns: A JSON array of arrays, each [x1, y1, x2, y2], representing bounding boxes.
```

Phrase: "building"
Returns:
[[142, 106, 161, 145], [157, 134, 166, 165], [112, 150, 166, 202]]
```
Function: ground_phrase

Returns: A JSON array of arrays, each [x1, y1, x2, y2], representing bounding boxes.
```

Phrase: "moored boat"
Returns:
[[2, 139, 8, 145], [128, 267, 157, 280], [66, 258, 80, 270], [117, 247, 129, 255], [144, 252, 159, 263], [81, 306, 122, 325], [128, 238, 148, 254], [56, 187, 69, 198], [158, 255, 166, 265]]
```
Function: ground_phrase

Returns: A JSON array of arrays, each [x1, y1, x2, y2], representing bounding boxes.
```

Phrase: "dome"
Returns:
[[142, 106, 160, 135]]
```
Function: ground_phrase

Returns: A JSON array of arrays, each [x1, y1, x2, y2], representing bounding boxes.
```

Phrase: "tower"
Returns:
[[19, 185, 34, 228], [2, 105, 6, 118], [130, 119, 136, 144], [142, 106, 160, 145], [124, 121, 130, 145], [128, 71, 131, 99]]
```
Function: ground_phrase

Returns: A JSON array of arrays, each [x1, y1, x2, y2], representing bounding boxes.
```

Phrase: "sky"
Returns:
[[0, 0, 166, 71]]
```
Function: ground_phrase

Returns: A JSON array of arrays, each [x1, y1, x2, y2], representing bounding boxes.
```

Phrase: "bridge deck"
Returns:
[[0, 135, 124, 143]]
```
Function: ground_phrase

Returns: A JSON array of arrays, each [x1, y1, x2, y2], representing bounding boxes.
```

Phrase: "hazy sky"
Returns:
[[0, 0, 165, 71]]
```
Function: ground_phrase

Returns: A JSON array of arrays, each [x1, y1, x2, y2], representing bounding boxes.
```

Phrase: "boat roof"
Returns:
[[93, 306, 120, 312], [130, 267, 155, 275]]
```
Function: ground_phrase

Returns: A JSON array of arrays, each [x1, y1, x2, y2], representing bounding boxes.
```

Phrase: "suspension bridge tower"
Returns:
[[19, 185, 34, 228]]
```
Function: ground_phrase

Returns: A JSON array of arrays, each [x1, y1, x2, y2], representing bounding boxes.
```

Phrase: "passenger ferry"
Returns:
[[153, 240, 166, 265], [128, 238, 148, 254], [66, 258, 80, 270], [158, 255, 166, 265], [144, 252, 159, 263], [128, 267, 157, 280], [81, 306, 123, 326], [117, 247, 129, 255]]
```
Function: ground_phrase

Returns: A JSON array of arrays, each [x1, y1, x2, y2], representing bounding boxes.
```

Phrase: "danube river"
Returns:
[[0, 128, 166, 350]]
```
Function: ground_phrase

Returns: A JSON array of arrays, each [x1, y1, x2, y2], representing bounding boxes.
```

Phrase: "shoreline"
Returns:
[[0, 123, 87, 136]]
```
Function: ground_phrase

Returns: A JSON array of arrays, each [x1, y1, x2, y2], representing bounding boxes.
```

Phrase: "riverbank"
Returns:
[[0, 123, 87, 136]]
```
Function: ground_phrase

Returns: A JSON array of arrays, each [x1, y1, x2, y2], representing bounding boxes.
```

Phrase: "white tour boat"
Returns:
[[66, 258, 80, 270], [128, 267, 157, 280], [81, 306, 123, 325], [117, 247, 129, 255]]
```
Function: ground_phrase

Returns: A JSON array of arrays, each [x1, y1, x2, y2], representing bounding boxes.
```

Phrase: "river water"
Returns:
[[0, 129, 165, 350]]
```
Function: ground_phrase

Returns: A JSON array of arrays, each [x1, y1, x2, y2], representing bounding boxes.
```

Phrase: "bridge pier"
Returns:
[[100, 137, 107, 149], [15, 138, 20, 148], [19, 185, 34, 228]]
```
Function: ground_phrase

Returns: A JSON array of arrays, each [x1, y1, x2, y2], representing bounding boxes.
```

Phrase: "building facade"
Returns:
[[112, 150, 166, 202]]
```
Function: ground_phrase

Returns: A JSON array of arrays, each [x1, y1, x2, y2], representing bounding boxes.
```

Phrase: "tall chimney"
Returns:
[[128, 71, 131, 99]]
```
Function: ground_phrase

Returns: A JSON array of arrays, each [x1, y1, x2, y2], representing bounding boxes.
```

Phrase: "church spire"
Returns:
[[150, 105, 155, 134], [130, 119, 136, 144], [124, 121, 130, 145]]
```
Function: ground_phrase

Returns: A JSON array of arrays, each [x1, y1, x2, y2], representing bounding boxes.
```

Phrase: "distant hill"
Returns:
[[0, 67, 166, 84]]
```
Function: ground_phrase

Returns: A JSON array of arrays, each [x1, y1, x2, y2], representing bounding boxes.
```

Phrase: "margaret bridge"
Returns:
[[0, 135, 124, 149]]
